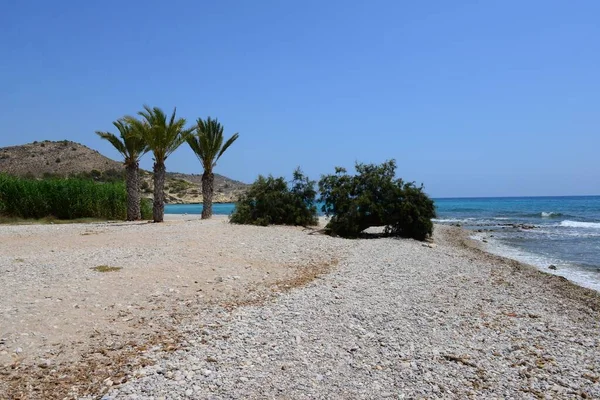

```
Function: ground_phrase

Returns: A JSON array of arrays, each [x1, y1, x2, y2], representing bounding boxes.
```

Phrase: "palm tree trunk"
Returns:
[[125, 163, 141, 221], [201, 170, 214, 219], [153, 161, 166, 222]]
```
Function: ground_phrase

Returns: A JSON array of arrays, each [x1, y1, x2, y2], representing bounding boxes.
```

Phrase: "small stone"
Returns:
[[215, 276, 224, 283], [14, 347, 22, 354], [548, 265, 557, 270], [185, 389, 193, 396], [203, 369, 212, 376], [103, 378, 113, 387]]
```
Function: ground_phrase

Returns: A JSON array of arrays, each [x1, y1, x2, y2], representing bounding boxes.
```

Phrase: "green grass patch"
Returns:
[[0, 215, 107, 225], [91, 265, 122, 273]]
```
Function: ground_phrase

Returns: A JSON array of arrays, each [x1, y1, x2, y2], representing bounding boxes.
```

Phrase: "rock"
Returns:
[[103, 378, 114, 387], [548, 265, 557, 270], [214, 276, 224, 283]]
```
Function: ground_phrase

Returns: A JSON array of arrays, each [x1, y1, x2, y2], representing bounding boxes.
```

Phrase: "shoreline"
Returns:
[[1, 221, 599, 398], [443, 224, 600, 308], [464, 227, 600, 293]]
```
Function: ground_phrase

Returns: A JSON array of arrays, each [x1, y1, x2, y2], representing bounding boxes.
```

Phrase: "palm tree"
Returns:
[[126, 106, 193, 222], [187, 117, 239, 219], [95, 119, 148, 221]]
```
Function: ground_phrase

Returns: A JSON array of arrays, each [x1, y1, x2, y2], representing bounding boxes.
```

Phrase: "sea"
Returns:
[[166, 196, 600, 291]]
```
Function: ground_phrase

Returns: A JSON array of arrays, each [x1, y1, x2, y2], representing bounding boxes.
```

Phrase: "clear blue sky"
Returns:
[[1, 0, 598, 197]]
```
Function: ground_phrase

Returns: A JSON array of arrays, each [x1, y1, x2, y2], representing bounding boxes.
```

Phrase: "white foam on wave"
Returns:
[[432, 218, 476, 224], [541, 211, 561, 218], [560, 220, 600, 229], [476, 236, 600, 292]]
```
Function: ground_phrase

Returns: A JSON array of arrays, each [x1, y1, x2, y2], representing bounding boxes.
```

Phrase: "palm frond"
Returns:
[[96, 118, 148, 165], [187, 116, 239, 172], [129, 105, 190, 163], [216, 132, 239, 166], [95, 131, 127, 158]]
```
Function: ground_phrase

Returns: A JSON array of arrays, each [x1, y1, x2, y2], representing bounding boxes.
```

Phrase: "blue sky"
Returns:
[[1, 0, 598, 197]]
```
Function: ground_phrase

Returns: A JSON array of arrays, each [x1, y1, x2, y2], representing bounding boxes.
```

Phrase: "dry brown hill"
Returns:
[[0, 140, 248, 203], [0, 140, 122, 177]]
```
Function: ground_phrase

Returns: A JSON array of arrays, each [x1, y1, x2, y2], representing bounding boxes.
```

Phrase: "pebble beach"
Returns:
[[1, 218, 599, 399]]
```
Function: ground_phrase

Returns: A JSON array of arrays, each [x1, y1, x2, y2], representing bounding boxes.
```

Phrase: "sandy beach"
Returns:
[[1, 218, 599, 399]]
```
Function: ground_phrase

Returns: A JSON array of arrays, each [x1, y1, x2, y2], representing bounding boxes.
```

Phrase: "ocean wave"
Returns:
[[432, 218, 517, 228], [541, 211, 563, 218], [432, 218, 473, 224], [560, 220, 600, 229]]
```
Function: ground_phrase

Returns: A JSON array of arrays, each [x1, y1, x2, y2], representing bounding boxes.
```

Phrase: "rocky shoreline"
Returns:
[[98, 225, 600, 399], [2, 221, 599, 399]]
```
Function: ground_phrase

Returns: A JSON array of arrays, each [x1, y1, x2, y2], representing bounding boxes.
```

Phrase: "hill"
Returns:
[[0, 140, 248, 204]]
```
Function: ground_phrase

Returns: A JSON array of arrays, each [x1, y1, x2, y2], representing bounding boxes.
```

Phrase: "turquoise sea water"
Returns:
[[166, 196, 600, 291], [165, 203, 236, 215]]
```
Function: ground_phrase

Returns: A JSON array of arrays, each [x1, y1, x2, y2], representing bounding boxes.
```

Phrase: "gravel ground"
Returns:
[[0, 216, 348, 399], [95, 225, 600, 399]]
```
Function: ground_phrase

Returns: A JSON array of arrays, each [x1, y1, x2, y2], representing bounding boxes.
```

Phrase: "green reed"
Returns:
[[0, 174, 151, 220]]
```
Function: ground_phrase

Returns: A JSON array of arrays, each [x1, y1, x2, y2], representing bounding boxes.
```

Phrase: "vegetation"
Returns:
[[318, 160, 435, 240], [91, 265, 122, 272], [0, 174, 151, 221], [230, 169, 318, 226], [126, 106, 194, 222], [76, 169, 125, 183], [187, 117, 239, 219], [96, 119, 149, 221]]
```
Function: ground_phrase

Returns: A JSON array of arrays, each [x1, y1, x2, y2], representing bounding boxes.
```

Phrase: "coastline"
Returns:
[[1, 221, 599, 398], [443, 224, 600, 309]]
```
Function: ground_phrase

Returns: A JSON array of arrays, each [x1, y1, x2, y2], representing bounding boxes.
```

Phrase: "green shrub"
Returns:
[[74, 169, 124, 183], [318, 160, 435, 240], [0, 173, 129, 220], [230, 168, 318, 226], [140, 197, 152, 220]]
